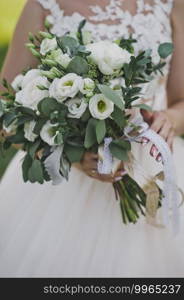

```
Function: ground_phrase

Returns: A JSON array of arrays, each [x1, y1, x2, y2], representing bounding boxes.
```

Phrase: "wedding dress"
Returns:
[[0, 0, 184, 277]]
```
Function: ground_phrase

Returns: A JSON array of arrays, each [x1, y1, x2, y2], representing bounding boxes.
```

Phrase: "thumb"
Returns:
[[140, 109, 154, 125]]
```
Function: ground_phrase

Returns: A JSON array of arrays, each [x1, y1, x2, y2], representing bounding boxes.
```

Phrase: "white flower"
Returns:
[[24, 120, 37, 142], [21, 69, 41, 88], [45, 15, 54, 26], [66, 98, 87, 119], [11, 74, 24, 91], [15, 76, 50, 110], [50, 49, 71, 68], [40, 121, 59, 146], [49, 73, 83, 103], [86, 41, 131, 75], [79, 78, 95, 97], [40, 37, 57, 56], [89, 94, 114, 120]]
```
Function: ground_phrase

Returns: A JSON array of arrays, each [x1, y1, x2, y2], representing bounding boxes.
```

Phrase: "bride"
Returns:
[[0, 0, 184, 277]]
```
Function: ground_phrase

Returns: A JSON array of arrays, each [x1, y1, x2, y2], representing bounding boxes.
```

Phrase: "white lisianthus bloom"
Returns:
[[66, 98, 87, 119], [24, 120, 38, 142], [79, 78, 95, 97], [50, 49, 72, 68], [86, 41, 131, 75], [49, 73, 83, 103], [40, 121, 59, 146], [40, 37, 58, 56], [15, 76, 50, 110], [11, 74, 24, 91], [21, 69, 41, 88], [89, 94, 114, 120], [45, 15, 55, 26]]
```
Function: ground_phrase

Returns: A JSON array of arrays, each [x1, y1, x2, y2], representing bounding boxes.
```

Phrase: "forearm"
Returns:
[[167, 100, 184, 136]]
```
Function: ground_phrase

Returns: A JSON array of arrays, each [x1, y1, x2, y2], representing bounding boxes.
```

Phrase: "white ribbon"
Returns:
[[97, 116, 180, 232], [44, 146, 64, 185]]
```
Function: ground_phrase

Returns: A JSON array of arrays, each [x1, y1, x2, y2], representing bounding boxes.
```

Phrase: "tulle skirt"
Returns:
[[0, 137, 184, 277]]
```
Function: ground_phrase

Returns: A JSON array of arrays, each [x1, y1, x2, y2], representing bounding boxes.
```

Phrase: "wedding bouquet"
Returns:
[[0, 19, 174, 224]]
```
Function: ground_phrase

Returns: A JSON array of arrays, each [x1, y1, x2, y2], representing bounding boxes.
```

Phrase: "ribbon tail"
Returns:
[[44, 146, 64, 185]]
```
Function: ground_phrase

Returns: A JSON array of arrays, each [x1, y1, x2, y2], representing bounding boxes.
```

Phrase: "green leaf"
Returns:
[[67, 56, 89, 75], [28, 159, 44, 184], [132, 104, 152, 111], [96, 120, 106, 144], [84, 118, 98, 148], [54, 132, 63, 145], [17, 115, 33, 126], [97, 84, 124, 110], [33, 119, 47, 135], [3, 112, 17, 127], [0, 101, 5, 118], [16, 106, 36, 117], [37, 97, 59, 117], [28, 140, 41, 159], [64, 144, 85, 163], [158, 43, 174, 59], [56, 36, 79, 55], [111, 106, 126, 128], [77, 19, 86, 44], [7, 130, 26, 144], [22, 154, 33, 182], [109, 140, 131, 161]]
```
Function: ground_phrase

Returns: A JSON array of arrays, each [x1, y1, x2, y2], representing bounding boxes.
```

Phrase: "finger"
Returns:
[[114, 170, 127, 178], [82, 161, 98, 170], [158, 122, 172, 141], [150, 117, 165, 133], [166, 130, 175, 152], [141, 109, 154, 125]]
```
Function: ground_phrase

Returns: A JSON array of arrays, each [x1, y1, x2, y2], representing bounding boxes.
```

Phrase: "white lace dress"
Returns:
[[0, 0, 184, 277]]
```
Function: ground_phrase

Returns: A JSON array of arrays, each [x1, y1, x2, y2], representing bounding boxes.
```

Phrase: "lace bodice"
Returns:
[[37, 0, 174, 110]]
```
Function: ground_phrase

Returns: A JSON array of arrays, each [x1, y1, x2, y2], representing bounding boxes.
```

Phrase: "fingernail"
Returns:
[[142, 138, 149, 146], [114, 176, 122, 182], [156, 154, 162, 162], [120, 171, 127, 176]]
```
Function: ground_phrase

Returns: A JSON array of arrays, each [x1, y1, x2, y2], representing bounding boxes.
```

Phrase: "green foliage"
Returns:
[[98, 84, 124, 110]]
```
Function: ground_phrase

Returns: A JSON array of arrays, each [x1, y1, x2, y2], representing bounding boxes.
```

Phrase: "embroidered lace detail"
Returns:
[[37, 0, 174, 110]]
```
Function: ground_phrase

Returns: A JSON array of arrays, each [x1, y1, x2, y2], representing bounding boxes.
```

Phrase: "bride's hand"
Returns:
[[141, 109, 176, 161], [75, 152, 126, 183]]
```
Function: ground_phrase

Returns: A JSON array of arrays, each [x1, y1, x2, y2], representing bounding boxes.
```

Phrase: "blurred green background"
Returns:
[[0, 0, 25, 179]]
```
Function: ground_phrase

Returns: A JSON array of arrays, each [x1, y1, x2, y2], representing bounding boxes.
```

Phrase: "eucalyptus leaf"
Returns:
[[84, 118, 98, 148], [37, 97, 59, 117], [111, 106, 126, 128], [132, 104, 152, 111], [22, 154, 33, 182], [158, 43, 174, 59], [98, 84, 124, 110], [67, 56, 89, 75], [28, 159, 44, 184], [64, 144, 85, 163], [28, 140, 41, 159], [96, 120, 106, 144], [109, 139, 131, 161]]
